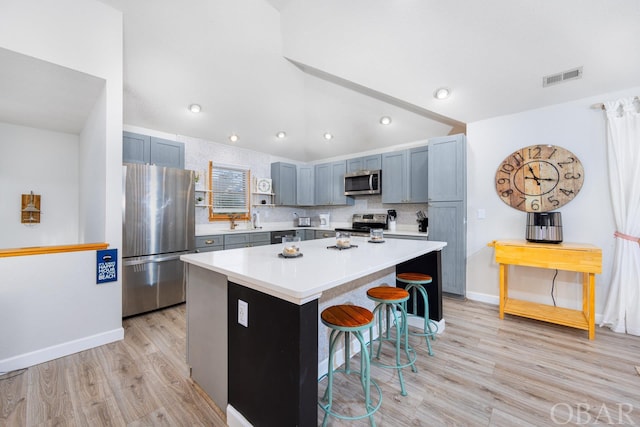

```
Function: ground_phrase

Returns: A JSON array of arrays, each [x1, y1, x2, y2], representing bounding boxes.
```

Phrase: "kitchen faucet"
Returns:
[[229, 214, 239, 230]]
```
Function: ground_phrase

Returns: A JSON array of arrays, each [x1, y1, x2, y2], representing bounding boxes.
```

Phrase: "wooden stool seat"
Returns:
[[396, 272, 432, 284], [321, 304, 374, 329], [366, 286, 409, 303]]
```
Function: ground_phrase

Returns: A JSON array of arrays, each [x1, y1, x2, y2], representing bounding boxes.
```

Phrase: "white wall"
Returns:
[[0, 122, 80, 248], [0, 0, 123, 372], [79, 86, 107, 243], [466, 87, 640, 317]]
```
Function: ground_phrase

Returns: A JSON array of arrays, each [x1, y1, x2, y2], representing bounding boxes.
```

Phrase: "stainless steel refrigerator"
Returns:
[[122, 163, 195, 317]]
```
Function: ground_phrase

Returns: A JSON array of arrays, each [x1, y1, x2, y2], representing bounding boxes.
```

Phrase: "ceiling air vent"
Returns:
[[542, 67, 583, 87]]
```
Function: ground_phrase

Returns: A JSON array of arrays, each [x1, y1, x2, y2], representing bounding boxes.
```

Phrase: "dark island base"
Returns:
[[396, 250, 443, 321], [228, 282, 319, 426]]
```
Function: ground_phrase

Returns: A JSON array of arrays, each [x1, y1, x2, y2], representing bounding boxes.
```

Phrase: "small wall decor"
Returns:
[[21, 191, 41, 223]]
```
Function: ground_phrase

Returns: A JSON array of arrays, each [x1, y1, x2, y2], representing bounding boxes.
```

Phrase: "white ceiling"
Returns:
[[3, 0, 639, 162]]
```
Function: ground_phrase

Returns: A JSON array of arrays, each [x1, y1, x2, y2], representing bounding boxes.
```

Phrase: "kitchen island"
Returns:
[[181, 236, 446, 426]]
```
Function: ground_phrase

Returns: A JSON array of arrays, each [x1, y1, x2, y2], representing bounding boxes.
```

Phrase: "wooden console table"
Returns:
[[490, 240, 602, 339]]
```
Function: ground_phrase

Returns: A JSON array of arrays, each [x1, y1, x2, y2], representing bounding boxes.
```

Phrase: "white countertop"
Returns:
[[181, 236, 446, 305]]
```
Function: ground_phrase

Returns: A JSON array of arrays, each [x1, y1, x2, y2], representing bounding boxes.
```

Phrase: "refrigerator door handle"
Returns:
[[123, 252, 190, 267]]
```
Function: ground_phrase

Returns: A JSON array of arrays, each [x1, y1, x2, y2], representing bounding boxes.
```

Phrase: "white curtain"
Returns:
[[600, 97, 640, 335]]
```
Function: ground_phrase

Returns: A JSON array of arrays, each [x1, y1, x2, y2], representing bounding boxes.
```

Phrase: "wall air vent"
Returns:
[[542, 67, 583, 87]]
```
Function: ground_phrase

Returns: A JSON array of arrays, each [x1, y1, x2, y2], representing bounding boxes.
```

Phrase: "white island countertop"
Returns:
[[181, 236, 446, 305]]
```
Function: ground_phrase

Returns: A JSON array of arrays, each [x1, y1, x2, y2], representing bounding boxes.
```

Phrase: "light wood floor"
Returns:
[[2, 298, 639, 426]]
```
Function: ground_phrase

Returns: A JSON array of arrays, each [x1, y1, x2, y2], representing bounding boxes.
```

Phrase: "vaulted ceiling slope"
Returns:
[[99, 0, 640, 161]]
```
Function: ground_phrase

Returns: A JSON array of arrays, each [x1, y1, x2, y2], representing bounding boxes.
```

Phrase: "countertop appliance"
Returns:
[[526, 212, 563, 243], [319, 213, 331, 227], [252, 211, 261, 229], [294, 213, 311, 227], [335, 213, 388, 237], [271, 230, 296, 244], [122, 163, 195, 317], [344, 169, 381, 196]]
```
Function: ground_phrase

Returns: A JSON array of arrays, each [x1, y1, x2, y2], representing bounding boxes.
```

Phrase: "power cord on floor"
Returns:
[[551, 269, 558, 306]]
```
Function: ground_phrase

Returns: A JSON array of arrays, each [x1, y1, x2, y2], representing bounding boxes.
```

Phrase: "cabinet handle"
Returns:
[[204, 239, 214, 244]]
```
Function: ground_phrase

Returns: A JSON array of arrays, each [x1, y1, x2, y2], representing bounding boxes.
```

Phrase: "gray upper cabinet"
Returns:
[[381, 146, 428, 203], [123, 131, 185, 169], [427, 134, 466, 202], [427, 133, 467, 297], [314, 161, 354, 206], [271, 162, 297, 206], [150, 137, 185, 169], [347, 154, 382, 173], [123, 132, 150, 164], [408, 146, 429, 203], [381, 151, 405, 203], [314, 163, 331, 205], [296, 165, 315, 206]]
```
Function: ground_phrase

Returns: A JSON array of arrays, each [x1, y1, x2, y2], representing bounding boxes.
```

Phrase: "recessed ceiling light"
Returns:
[[379, 116, 392, 125], [229, 134, 239, 142], [323, 132, 333, 140], [189, 104, 201, 113], [276, 131, 287, 139], [434, 87, 451, 100]]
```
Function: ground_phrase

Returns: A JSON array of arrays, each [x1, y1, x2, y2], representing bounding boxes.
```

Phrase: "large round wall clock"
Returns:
[[495, 144, 584, 212]]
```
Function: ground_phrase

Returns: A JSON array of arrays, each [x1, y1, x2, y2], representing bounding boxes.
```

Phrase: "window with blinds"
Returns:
[[208, 161, 250, 221]]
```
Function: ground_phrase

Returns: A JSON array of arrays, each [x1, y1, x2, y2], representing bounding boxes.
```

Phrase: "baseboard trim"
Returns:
[[466, 291, 499, 305], [0, 327, 124, 374]]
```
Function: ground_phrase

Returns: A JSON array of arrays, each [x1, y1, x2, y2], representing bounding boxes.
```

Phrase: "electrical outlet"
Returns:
[[238, 299, 248, 327]]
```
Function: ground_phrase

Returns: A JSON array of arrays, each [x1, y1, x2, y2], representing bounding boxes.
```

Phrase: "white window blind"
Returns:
[[211, 165, 249, 214]]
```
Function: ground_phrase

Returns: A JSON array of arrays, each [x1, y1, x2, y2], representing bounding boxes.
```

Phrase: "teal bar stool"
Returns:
[[318, 305, 382, 427], [366, 286, 417, 396], [396, 272, 438, 356]]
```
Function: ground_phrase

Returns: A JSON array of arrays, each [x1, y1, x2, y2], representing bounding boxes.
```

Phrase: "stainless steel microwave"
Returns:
[[344, 170, 381, 195]]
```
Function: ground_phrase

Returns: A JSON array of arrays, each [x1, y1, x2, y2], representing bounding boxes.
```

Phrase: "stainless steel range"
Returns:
[[335, 213, 388, 237]]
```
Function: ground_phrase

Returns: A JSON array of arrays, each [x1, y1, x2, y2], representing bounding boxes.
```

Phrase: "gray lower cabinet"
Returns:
[[315, 230, 336, 239], [123, 131, 185, 169], [224, 232, 270, 249], [195, 235, 224, 252], [381, 146, 428, 203], [271, 162, 297, 206], [428, 201, 465, 296], [296, 229, 315, 241]]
